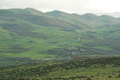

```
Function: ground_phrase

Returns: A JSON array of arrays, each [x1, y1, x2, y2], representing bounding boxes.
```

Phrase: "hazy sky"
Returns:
[[0, 0, 120, 14]]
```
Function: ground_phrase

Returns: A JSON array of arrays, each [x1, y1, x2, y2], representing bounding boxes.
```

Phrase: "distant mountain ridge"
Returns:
[[5, 8, 51, 18], [0, 9, 75, 28], [81, 13, 99, 20], [95, 12, 120, 18], [1, 8, 120, 29], [46, 10, 120, 29]]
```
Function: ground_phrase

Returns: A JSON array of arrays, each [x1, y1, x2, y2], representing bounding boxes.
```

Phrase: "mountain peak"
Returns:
[[100, 15, 116, 19], [25, 7, 34, 9], [2, 8, 52, 18], [52, 10, 68, 13], [25, 7, 42, 12], [83, 13, 98, 16], [46, 10, 62, 18], [82, 13, 99, 20]]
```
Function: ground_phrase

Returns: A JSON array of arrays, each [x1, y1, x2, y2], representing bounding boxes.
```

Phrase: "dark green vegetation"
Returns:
[[0, 7, 120, 77], [0, 57, 120, 80]]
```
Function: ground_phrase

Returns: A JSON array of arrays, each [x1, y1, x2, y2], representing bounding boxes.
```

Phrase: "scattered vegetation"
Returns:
[[0, 8, 120, 79], [0, 57, 120, 80]]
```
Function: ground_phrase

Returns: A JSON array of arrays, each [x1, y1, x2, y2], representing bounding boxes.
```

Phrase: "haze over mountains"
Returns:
[[2, 7, 120, 29], [95, 12, 120, 18], [0, 7, 120, 67]]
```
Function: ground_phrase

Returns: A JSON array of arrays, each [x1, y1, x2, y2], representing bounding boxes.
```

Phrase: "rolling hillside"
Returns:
[[4, 8, 51, 18], [46, 10, 93, 29], [1, 56, 120, 80], [46, 10, 120, 29], [0, 8, 120, 68], [0, 10, 76, 28]]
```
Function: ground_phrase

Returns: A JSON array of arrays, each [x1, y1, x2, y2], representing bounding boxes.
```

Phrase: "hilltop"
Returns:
[[46, 10, 120, 29]]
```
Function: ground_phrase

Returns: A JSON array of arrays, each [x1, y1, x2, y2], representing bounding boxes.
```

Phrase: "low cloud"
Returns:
[[0, 0, 118, 14]]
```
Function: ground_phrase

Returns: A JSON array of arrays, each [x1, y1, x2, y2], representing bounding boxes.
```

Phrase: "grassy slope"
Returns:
[[0, 8, 120, 79], [46, 11, 120, 29], [0, 8, 120, 67], [0, 10, 75, 28], [0, 56, 120, 80], [5, 8, 51, 18], [46, 10, 93, 29]]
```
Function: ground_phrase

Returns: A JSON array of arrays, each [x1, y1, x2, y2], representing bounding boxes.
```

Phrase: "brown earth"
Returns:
[[72, 56, 103, 60]]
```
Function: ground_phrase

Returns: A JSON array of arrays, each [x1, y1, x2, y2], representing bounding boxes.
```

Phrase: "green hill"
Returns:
[[99, 15, 120, 24], [81, 13, 99, 20], [0, 10, 75, 28], [5, 8, 51, 18], [0, 8, 120, 69], [1, 56, 120, 80], [46, 10, 91, 29], [46, 11, 120, 29]]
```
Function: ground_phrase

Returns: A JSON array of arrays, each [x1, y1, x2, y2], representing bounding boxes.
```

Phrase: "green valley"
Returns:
[[0, 8, 120, 80]]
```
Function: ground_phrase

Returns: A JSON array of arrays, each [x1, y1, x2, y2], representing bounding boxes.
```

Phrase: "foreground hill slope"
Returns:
[[0, 56, 120, 80]]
